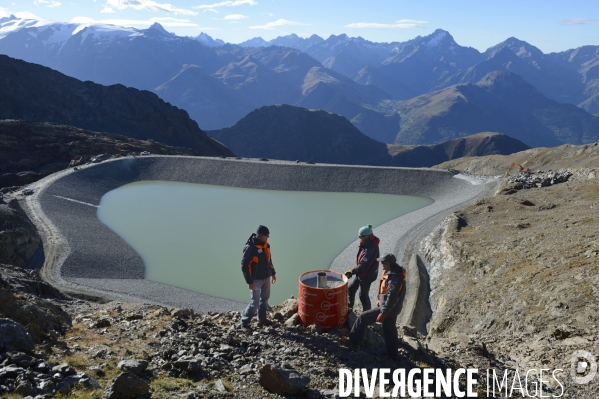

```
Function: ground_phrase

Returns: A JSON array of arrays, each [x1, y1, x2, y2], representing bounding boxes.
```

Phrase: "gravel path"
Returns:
[[20, 156, 493, 314]]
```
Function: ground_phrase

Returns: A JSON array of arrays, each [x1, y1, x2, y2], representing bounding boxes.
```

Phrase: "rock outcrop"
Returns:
[[0, 197, 40, 267], [0, 318, 34, 352], [0, 120, 203, 188], [258, 363, 310, 395], [419, 172, 599, 396]]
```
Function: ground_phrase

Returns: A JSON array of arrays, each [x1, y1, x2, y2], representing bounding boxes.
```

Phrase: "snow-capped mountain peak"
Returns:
[[0, 14, 18, 22], [420, 29, 457, 51], [0, 16, 140, 44], [146, 22, 172, 36], [195, 32, 225, 47]]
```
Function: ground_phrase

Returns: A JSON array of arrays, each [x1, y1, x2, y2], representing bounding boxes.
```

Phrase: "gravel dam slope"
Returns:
[[21, 156, 492, 317]]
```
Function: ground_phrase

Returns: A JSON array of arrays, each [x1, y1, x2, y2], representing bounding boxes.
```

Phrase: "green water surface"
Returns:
[[97, 181, 433, 304]]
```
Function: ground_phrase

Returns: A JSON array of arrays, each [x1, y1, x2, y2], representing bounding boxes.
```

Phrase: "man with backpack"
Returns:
[[241, 225, 277, 329], [345, 224, 380, 312], [343, 253, 406, 361]]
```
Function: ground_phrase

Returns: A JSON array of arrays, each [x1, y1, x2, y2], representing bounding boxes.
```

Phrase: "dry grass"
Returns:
[[40, 303, 180, 398], [54, 389, 103, 399], [151, 376, 198, 398], [220, 378, 234, 392], [428, 177, 599, 351]]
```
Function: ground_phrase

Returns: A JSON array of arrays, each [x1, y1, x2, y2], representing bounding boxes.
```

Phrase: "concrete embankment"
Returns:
[[21, 155, 492, 318]]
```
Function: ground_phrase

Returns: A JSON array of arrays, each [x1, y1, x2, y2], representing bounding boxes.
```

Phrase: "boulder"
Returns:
[[63, 372, 101, 390], [173, 356, 202, 372], [89, 318, 111, 329], [170, 308, 194, 319], [117, 359, 148, 376], [7, 351, 36, 367], [259, 364, 310, 395], [284, 314, 301, 328], [103, 372, 150, 399], [308, 324, 322, 334], [52, 362, 76, 377], [0, 318, 34, 352], [278, 299, 298, 318], [13, 380, 37, 397], [213, 379, 227, 392], [38, 379, 56, 395], [0, 365, 26, 379]]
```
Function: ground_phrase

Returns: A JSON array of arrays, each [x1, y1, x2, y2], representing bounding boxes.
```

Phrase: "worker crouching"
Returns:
[[345, 253, 406, 361]]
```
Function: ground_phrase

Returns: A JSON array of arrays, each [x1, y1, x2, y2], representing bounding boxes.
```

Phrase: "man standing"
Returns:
[[345, 224, 380, 311], [345, 253, 406, 360], [241, 225, 277, 328]]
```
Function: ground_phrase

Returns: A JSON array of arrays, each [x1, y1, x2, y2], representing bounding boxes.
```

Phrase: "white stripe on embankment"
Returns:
[[53, 195, 99, 208]]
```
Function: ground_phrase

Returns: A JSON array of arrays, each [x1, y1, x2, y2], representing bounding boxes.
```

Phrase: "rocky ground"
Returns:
[[3, 142, 599, 397], [1, 262, 470, 399], [435, 141, 599, 176], [0, 120, 200, 189], [421, 165, 599, 397]]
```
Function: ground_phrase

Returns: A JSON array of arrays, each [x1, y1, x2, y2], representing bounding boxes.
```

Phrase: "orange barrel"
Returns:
[[298, 270, 348, 332]]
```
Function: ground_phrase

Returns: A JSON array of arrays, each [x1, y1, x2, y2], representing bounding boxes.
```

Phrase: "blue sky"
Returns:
[[0, 0, 598, 53]]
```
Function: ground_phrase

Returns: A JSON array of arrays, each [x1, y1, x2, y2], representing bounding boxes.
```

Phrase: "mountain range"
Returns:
[[1, 16, 599, 149], [245, 30, 599, 117], [0, 49, 531, 174], [0, 54, 232, 156], [209, 105, 529, 166], [392, 71, 599, 147]]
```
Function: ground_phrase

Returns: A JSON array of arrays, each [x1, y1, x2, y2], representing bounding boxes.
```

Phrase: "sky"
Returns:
[[0, 0, 598, 53]]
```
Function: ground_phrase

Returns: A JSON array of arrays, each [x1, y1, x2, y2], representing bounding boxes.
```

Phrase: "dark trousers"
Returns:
[[348, 275, 375, 311], [349, 307, 399, 360]]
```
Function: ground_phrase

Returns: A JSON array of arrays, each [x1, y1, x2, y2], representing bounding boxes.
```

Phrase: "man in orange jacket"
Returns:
[[241, 225, 277, 328], [344, 253, 406, 360]]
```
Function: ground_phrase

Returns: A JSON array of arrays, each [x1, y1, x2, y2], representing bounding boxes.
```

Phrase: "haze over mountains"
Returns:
[[0, 55, 232, 156], [393, 72, 599, 147], [1, 15, 599, 152], [209, 105, 530, 166]]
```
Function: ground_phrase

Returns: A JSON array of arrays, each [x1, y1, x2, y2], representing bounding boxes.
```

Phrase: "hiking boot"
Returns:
[[240, 322, 251, 330], [257, 319, 277, 327], [340, 336, 359, 348]]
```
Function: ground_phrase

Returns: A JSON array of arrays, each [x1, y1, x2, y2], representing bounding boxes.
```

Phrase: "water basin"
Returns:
[[97, 181, 433, 304]]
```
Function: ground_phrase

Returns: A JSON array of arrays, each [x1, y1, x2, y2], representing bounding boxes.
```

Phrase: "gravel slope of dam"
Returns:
[[22, 156, 493, 316]]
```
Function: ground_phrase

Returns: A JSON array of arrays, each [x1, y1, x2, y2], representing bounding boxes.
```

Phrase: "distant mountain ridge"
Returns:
[[2, 16, 599, 148], [239, 33, 324, 52], [393, 71, 599, 147], [387, 132, 530, 167], [208, 104, 529, 167], [0, 55, 233, 156], [208, 104, 390, 165]]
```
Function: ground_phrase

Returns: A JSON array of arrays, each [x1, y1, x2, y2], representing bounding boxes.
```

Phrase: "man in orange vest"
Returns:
[[241, 225, 277, 329], [343, 253, 406, 360]]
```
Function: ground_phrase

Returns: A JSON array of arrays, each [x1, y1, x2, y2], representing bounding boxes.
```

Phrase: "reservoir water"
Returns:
[[97, 181, 433, 304]]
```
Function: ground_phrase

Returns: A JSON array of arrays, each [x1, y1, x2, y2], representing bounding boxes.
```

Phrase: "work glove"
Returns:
[[376, 313, 385, 323], [345, 270, 353, 279]]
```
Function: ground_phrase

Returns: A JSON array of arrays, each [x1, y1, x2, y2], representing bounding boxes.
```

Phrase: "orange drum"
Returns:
[[298, 270, 348, 332]]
